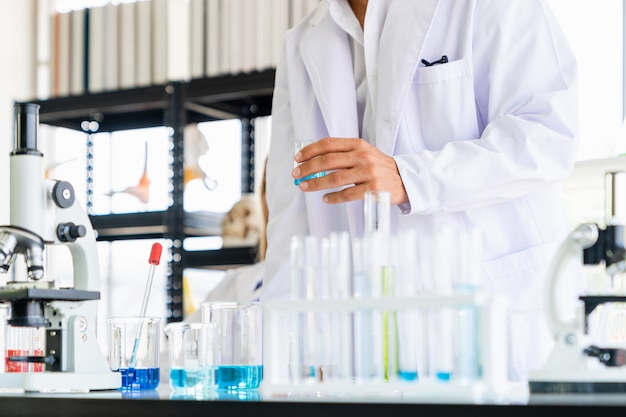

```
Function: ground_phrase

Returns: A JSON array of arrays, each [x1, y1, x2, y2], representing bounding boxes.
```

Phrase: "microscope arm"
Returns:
[[46, 179, 101, 293], [543, 223, 598, 339]]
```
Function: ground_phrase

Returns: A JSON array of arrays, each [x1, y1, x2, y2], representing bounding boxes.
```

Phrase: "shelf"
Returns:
[[88, 210, 223, 241], [27, 70, 275, 132], [185, 246, 259, 270], [19, 70, 274, 322]]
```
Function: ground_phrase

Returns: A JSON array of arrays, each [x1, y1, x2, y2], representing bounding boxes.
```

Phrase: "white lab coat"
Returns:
[[264, 0, 579, 380]]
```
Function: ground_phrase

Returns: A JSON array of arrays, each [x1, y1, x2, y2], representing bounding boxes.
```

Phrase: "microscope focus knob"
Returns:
[[57, 222, 87, 243], [52, 181, 75, 209]]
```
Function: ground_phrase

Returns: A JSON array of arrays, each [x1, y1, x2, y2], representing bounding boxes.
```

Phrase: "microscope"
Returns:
[[529, 171, 626, 393], [0, 103, 120, 392]]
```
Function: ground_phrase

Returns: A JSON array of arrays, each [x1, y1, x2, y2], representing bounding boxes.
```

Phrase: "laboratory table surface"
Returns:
[[4, 385, 626, 417]]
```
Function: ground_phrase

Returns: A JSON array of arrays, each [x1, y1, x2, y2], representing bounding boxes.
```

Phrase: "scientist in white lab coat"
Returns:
[[264, 0, 579, 381]]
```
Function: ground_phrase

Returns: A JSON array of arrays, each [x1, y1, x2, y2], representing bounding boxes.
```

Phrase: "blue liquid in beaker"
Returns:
[[170, 368, 202, 390], [215, 365, 263, 390], [294, 171, 326, 186], [118, 367, 160, 390]]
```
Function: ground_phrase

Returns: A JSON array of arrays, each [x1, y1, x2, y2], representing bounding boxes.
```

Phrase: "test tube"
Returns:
[[322, 232, 352, 382], [430, 226, 454, 382], [290, 234, 320, 382], [394, 231, 424, 382], [453, 227, 484, 382], [364, 191, 397, 381]]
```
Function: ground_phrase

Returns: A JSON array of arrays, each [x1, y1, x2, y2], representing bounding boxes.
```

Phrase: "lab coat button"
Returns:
[[371, 72, 379, 81]]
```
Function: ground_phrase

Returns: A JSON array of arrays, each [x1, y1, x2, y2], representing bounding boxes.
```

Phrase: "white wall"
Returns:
[[0, 1, 37, 224]]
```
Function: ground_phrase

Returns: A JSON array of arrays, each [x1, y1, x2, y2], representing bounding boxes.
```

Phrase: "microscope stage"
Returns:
[[0, 287, 100, 302]]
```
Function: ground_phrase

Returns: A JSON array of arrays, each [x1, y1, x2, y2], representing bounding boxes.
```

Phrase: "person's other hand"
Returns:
[[292, 137, 409, 205]]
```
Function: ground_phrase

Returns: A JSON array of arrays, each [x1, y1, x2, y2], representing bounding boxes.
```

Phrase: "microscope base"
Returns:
[[0, 371, 121, 393]]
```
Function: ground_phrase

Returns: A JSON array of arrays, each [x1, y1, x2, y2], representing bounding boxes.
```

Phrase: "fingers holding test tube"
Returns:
[[292, 138, 408, 206]]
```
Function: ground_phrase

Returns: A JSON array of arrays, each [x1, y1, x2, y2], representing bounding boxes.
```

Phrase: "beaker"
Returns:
[[108, 316, 161, 390]]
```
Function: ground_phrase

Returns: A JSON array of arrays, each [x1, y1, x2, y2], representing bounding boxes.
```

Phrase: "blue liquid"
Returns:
[[118, 367, 160, 390], [398, 370, 418, 381], [436, 371, 451, 382], [170, 368, 216, 391], [215, 365, 263, 390], [294, 171, 326, 186]]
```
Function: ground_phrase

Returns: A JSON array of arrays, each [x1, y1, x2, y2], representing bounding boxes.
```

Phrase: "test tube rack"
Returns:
[[261, 293, 529, 404]]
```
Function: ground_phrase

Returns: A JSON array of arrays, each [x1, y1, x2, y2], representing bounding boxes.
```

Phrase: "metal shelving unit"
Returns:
[[19, 69, 275, 322]]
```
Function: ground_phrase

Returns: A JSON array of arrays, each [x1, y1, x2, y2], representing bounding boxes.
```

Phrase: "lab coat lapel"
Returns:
[[301, 9, 364, 239], [300, 11, 359, 138], [375, 0, 440, 155]]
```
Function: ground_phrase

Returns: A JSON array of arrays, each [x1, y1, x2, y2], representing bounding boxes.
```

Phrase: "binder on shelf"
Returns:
[[228, 0, 243, 74], [119, 1, 136, 89], [205, 0, 220, 77], [151, 0, 168, 85], [57, 11, 71, 97], [255, 0, 273, 71], [103, 2, 119, 91], [88, 5, 105, 93], [289, 0, 305, 27], [167, 0, 191, 82], [241, 0, 257, 73], [50, 12, 60, 97], [271, 0, 289, 69], [135, 0, 152, 87], [190, 0, 206, 79], [218, 0, 231, 75], [70, 8, 86, 96]]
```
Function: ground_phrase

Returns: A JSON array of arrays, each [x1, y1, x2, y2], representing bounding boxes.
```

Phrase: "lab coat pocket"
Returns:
[[411, 58, 479, 150]]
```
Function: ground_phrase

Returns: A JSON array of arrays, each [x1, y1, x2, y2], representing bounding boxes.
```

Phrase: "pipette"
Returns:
[[129, 242, 163, 368]]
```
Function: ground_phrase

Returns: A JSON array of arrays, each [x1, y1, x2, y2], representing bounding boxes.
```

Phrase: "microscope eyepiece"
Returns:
[[12, 102, 42, 156]]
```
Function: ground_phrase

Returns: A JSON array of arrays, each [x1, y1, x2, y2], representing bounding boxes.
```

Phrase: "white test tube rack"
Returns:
[[261, 292, 528, 403]]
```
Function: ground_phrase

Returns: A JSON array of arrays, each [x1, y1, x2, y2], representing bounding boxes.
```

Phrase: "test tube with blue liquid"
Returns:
[[430, 226, 455, 382], [293, 141, 326, 186], [394, 230, 426, 382]]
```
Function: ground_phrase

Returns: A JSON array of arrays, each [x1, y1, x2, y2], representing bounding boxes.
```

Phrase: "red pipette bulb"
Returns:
[[149, 242, 162, 265]]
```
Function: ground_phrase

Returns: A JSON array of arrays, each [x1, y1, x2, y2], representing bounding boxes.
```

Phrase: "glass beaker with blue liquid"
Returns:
[[201, 301, 263, 390], [293, 141, 326, 186], [108, 317, 161, 390], [165, 322, 217, 393]]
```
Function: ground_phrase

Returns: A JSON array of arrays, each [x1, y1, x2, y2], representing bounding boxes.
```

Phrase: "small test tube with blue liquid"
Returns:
[[293, 141, 326, 186]]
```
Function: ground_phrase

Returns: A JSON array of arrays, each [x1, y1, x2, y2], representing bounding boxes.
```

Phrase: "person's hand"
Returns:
[[292, 137, 409, 205]]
